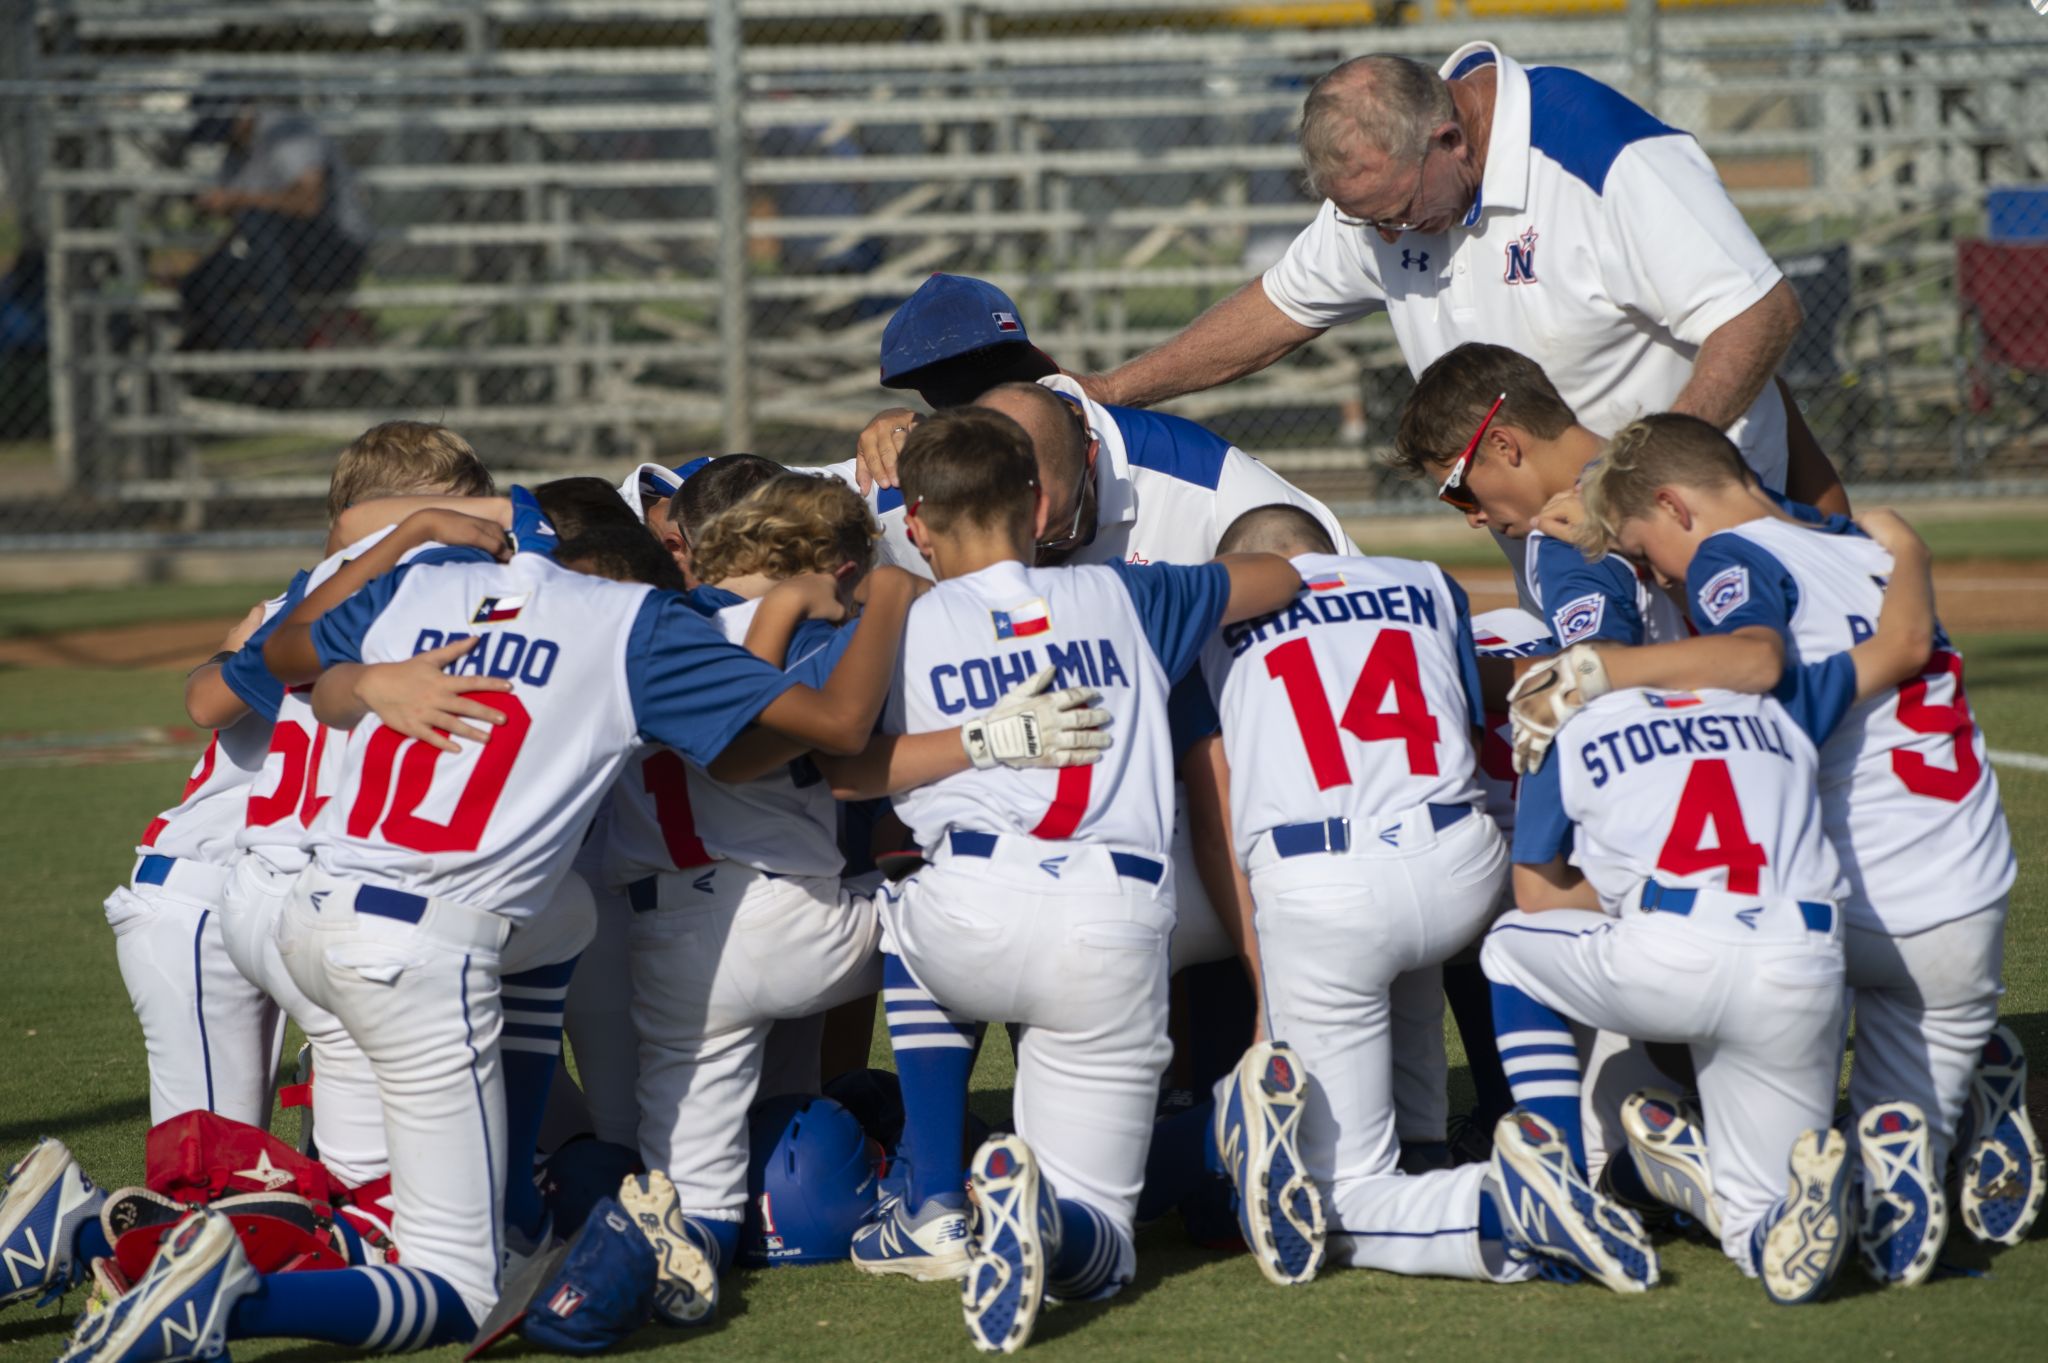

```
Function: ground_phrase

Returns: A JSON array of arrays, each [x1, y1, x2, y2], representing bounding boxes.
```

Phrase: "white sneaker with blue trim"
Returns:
[[1213, 1041, 1325, 1286], [57, 1210, 256, 1363], [1, 1137, 105, 1310], [618, 1170, 718, 1326], [851, 1191, 972, 1281], [1491, 1109, 1658, 1294], [962, 1135, 1057, 1355], [1621, 1089, 1724, 1241], [1856, 1100, 1945, 1287], [1960, 1024, 2044, 1246], [1757, 1128, 1852, 1305]]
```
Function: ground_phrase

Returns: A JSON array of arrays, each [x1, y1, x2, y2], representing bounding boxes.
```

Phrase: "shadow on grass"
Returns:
[[0, 1094, 150, 1147]]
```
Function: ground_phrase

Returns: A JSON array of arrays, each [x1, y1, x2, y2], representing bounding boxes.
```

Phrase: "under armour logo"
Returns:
[[1401, 248, 1430, 272], [1735, 906, 1763, 931], [692, 869, 716, 894], [1038, 856, 1067, 879], [1503, 226, 1539, 285]]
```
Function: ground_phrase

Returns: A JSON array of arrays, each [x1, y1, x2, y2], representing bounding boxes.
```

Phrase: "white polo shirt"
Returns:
[[1263, 41, 1789, 491], [822, 374, 1358, 575]]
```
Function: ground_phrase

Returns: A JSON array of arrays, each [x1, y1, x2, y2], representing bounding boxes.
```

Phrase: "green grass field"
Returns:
[[1, 631, 2045, 1363]]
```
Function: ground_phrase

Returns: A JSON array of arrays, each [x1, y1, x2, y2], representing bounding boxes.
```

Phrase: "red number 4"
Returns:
[[1265, 632, 1440, 789], [1657, 758, 1769, 894]]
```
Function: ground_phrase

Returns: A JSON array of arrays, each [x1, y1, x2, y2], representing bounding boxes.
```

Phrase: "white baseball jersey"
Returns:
[[1686, 516, 2015, 933], [823, 374, 1357, 578], [1199, 553, 1484, 862], [885, 557, 1230, 856], [1262, 42, 1788, 491], [1471, 607, 1555, 833], [603, 592, 851, 885], [302, 543, 801, 918], [1524, 528, 1689, 650], [134, 582, 303, 865], [1513, 688, 1843, 915]]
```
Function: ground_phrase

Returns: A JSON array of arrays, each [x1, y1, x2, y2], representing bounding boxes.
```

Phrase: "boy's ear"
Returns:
[[1653, 486, 1695, 532], [1488, 425, 1526, 467], [1031, 482, 1052, 541], [832, 559, 859, 583]]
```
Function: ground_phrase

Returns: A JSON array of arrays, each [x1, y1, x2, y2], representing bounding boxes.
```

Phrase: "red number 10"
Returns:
[[1265, 632, 1440, 789]]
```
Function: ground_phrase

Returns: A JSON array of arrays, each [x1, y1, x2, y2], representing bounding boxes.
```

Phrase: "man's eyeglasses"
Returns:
[[1436, 392, 1507, 515], [1333, 144, 1433, 234], [1034, 456, 1095, 554]]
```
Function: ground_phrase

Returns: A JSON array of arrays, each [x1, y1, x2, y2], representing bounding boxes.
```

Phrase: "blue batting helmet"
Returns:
[[740, 1095, 882, 1266]]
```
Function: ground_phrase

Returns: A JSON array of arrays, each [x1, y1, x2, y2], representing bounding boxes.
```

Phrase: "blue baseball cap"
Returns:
[[879, 274, 1051, 388]]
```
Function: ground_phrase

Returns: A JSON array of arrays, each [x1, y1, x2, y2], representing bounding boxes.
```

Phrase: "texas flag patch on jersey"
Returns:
[[1303, 571, 1348, 592], [1553, 592, 1606, 645], [992, 598, 1051, 640], [1696, 566, 1751, 626], [472, 593, 530, 624], [1646, 692, 1704, 709]]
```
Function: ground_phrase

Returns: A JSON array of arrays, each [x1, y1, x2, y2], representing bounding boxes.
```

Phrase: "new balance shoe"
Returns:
[[57, 1210, 257, 1363], [1856, 1101, 1945, 1287], [1491, 1109, 1659, 1294], [1757, 1128, 1852, 1306], [100, 1188, 189, 1240], [0, 1137, 106, 1309], [1213, 1041, 1325, 1286], [617, 1171, 717, 1327], [1621, 1089, 1724, 1242], [850, 1191, 971, 1282], [963, 1135, 1056, 1355], [1959, 1024, 2044, 1245]]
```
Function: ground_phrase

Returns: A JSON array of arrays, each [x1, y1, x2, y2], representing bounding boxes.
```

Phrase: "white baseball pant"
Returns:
[[1846, 898, 2007, 1170], [631, 863, 883, 1222], [883, 834, 1176, 1295], [1481, 891, 1846, 1271], [106, 855, 284, 1128], [1250, 804, 1520, 1278], [219, 856, 385, 1187]]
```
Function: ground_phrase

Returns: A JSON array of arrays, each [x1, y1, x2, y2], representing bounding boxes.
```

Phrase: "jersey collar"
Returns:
[[1038, 374, 1138, 535], [1438, 41, 1532, 223]]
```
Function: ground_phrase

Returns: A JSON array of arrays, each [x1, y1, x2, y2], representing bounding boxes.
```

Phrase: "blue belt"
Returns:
[[627, 877, 658, 913], [355, 885, 428, 924], [1268, 803, 1473, 860], [946, 829, 1163, 886], [135, 854, 178, 886], [1638, 881, 1834, 934]]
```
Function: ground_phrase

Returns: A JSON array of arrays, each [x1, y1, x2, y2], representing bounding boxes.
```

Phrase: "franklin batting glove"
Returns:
[[961, 666, 1114, 770], [1507, 644, 1612, 775]]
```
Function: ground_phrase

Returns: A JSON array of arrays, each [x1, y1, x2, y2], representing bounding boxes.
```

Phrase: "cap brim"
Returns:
[[463, 1242, 571, 1360]]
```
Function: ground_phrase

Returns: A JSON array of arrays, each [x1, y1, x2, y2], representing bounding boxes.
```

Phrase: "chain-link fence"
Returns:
[[2, 0, 2044, 544]]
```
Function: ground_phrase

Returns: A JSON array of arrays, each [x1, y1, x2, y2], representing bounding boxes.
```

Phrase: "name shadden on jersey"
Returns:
[[410, 627, 561, 686], [929, 638, 1130, 714], [1581, 713, 1796, 788], [1222, 584, 1439, 657]]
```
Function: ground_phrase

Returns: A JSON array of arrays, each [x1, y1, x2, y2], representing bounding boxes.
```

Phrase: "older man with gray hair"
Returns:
[[1076, 44, 1844, 515]]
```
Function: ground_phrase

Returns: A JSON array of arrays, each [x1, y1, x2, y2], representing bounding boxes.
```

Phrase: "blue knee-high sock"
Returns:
[[501, 956, 578, 1241], [882, 953, 976, 1210], [1048, 1199, 1124, 1302], [1446, 961, 1512, 1124], [1489, 982, 1586, 1173], [683, 1215, 739, 1277], [1139, 1098, 1219, 1222], [230, 1265, 474, 1350]]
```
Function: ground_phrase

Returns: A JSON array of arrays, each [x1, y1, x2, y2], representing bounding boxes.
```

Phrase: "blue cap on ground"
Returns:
[[519, 1196, 657, 1354], [879, 274, 1032, 386]]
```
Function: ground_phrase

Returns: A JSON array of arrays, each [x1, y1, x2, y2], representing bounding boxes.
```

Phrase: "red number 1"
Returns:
[[641, 750, 713, 869], [1264, 632, 1441, 790]]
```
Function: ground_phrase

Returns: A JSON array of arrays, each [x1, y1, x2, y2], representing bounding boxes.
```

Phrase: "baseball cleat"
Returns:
[[617, 1171, 718, 1327], [1959, 1024, 2044, 1245], [56, 1210, 256, 1363], [1214, 1041, 1325, 1286], [1757, 1128, 1852, 1306], [0, 1137, 106, 1309], [962, 1135, 1056, 1355], [1621, 1089, 1724, 1241], [1856, 1101, 1945, 1287], [100, 1188, 189, 1240], [850, 1191, 972, 1281], [1492, 1109, 1658, 1294]]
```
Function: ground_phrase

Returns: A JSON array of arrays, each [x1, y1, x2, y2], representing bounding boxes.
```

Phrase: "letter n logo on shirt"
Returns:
[[1503, 226, 1539, 285]]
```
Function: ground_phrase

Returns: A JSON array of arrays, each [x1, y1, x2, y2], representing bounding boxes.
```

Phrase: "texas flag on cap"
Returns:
[[992, 598, 1051, 640], [991, 310, 1021, 333]]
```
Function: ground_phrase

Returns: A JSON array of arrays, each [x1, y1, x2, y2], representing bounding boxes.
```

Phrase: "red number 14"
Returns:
[[1264, 632, 1440, 789]]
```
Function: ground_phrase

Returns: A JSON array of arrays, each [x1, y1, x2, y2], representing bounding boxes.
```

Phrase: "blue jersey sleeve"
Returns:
[[1535, 535, 1645, 649], [1509, 749, 1573, 866], [1106, 560, 1232, 683], [308, 546, 497, 667], [1685, 533, 1798, 640], [1777, 652, 1858, 747], [1443, 573, 1487, 732], [786, 618, 855, 690], [218, 570, 311, 721], [1167, 669, 1222, 761], [625, 592, 803, 768]]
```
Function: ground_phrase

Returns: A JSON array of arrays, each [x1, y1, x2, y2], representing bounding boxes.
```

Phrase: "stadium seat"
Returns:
[[1955, 238, 2048, 463], [1986, 187, 2048, 243]]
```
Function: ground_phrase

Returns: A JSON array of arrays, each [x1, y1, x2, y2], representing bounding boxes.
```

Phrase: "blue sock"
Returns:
[[881, 953, 976, 1210], [1478, 1184, 1506, 1244], [1445, 961, 1512, 1123], [1489, 982, 1586, 1173], [1606, 1150, 1657, 1207], [683, 1214, 739, 1277], [74, 1218, 112, 1267], [230, 1265, 474, 1349], [1139, 1098, 1218, 1222], [1048, 1199, 1122, 1301], [501, 956, 577, 1242]]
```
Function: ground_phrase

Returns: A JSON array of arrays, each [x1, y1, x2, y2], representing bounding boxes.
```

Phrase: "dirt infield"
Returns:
[[0, 561, 2040, 674]]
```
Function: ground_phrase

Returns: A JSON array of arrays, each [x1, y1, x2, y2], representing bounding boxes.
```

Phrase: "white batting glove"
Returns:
[[962, 666, 1114, 770], [1506, 644, 1613, 775]]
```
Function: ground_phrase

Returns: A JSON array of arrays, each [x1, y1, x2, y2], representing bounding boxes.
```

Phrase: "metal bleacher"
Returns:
[[14, 0, 2048, 524]]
